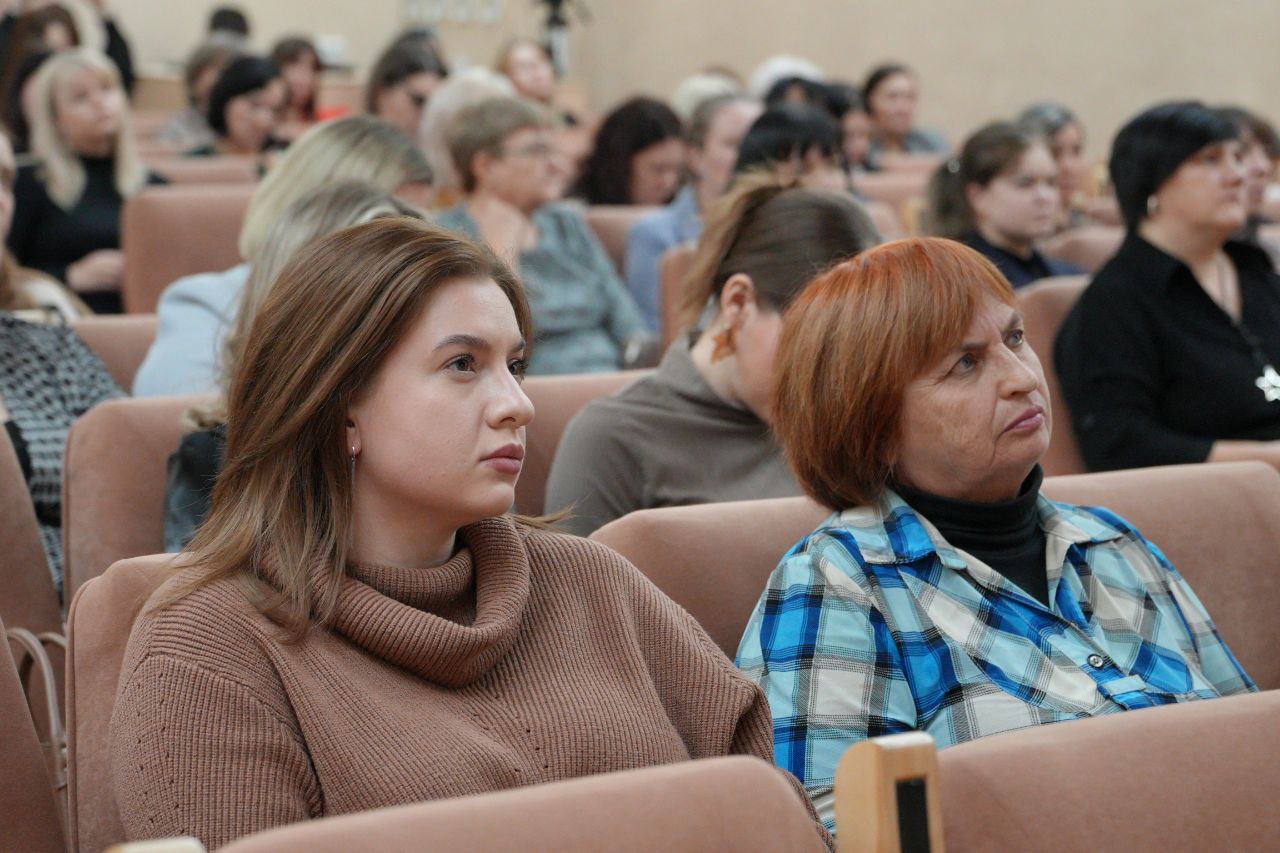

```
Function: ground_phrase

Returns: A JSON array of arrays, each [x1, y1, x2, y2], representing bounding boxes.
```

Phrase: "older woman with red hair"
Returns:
[[736, 237, 1255, 835]]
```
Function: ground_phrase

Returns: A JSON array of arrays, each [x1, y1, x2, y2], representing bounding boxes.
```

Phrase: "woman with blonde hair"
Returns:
[[7, 46, 159, 313], [133, 115, 433, 396], [111, 216, 825, 849], [163, 181, 424, 551], [416, 66, 514, 202]]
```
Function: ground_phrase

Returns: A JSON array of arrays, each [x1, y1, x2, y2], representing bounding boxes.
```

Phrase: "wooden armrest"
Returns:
[[835, 732, 943, 852], [105, 837, 206, 852]]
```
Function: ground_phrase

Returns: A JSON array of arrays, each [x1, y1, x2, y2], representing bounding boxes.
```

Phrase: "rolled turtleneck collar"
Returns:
[[326, 515, 531, 688], [891, 466, 1050, 606]]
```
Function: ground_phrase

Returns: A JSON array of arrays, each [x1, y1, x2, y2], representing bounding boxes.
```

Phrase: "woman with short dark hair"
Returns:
[[740, 236, 1255, 836], [1056, 100, 1280, 472], [191, 55, 286, 157]]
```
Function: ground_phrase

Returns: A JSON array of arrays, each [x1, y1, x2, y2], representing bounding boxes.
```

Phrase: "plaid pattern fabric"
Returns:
[[736, 490, 1257, 829]]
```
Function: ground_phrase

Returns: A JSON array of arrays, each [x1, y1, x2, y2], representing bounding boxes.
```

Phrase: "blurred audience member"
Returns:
[[1, 47, 50, 153], [417, 67, 514, 201], [439, 96, 647, 374], [1057, 101, 1280, 472], [134, 115, 432, 396], [625, 93, 761, 328], [572, 96, 684, 206], [9, 47, 160, 314], [734, 102, 846, 192], [746, 54, 822, 100], [366, 40, 447, 139], [271, 35, 321, 125], [207, 4, 249, 39], [155, 34, 241, 150], [862, 62, 948, 169], [1218, 105, 1280, 268], [548, 174, 879, 535], [669, 70, 741, 123], [0, 128, 85, 321], [189, 55, 285, 157], [924, 121, 1080, 288], [494, 36, 577, 124], [1018, 101, 1092, 227]]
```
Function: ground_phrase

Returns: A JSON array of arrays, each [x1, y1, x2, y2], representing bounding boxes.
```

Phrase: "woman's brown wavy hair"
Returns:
[[153, 217, 531, 637]]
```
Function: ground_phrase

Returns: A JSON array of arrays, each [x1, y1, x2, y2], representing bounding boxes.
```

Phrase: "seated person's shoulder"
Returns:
[[124, 566, 285, 682], [157, 265, 248, 315]]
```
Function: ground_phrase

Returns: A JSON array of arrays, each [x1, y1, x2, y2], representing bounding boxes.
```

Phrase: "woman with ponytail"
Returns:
[[923, 121, 1080, 288], [545, 172, 881, 535]]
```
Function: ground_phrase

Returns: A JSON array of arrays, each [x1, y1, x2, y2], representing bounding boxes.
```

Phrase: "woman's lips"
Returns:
[[1005, 406, 1046, 434]]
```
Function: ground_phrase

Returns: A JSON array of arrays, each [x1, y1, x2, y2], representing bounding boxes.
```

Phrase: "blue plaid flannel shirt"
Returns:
[[736, 489, 1256, 830]]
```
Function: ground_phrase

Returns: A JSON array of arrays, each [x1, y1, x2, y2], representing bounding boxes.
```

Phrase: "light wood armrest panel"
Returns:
[[835, 732, 943, 853]]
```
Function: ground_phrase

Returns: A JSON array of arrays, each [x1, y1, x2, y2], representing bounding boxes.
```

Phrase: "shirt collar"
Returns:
[[832, 488, 1125, 572], [1122, 232, 1273, 294]]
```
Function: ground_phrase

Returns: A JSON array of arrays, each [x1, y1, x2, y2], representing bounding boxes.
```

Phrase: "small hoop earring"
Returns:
[[1146, 195, 1159, 217]]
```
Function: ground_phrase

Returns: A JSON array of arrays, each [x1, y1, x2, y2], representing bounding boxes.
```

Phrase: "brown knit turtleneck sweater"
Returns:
[[111, 517, 822, 849]]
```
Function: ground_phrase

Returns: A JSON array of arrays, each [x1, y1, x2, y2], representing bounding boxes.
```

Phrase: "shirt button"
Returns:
[[1087, 654, 1106, 668]]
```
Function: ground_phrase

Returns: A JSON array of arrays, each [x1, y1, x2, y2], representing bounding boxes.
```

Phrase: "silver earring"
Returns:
[[1146, 195, 1159, 217], [349, 446, 357, 480]]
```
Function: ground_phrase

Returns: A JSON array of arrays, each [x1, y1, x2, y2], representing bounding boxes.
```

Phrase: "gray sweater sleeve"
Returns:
[[544, 401, 645, 536]]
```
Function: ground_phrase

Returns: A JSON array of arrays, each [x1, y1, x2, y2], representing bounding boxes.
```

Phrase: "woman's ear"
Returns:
[[717, 273, 759, 327]]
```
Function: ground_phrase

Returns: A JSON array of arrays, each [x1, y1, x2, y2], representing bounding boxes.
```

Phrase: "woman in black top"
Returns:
[[1056, 100, 1280, 471], [8, 47, 161, 314], [924, 121, 1081, 288]]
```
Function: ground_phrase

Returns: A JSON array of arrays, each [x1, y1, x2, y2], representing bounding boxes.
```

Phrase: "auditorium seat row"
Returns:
[[38, 460, 1280, 851]]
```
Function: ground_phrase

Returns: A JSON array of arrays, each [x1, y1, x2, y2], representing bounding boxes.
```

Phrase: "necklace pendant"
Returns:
[[1256, 365, 1280, 402]]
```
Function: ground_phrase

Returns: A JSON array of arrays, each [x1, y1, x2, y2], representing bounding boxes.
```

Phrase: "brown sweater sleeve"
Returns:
[[623, 565, 834, 849], [111, 653, 322, 849]]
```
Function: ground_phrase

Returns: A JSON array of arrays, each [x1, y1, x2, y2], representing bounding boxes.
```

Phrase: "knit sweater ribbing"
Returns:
[[111, 517, 810, 849]]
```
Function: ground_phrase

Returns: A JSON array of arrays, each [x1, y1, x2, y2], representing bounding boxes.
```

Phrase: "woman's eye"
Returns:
[[447, 354, 476, 373], [952, 353, 978, 374], [508, 358, 529, 380], [1007, 329, 1026, 347]]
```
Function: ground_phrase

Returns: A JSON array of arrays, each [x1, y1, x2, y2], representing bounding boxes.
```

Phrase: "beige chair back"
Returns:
[[1017, 274, 1089, 476], [0, 438, 60, 638], [71, 314, 159, 390], [1043, 460, 1280, 689], [66, 555, 174, 853], [62, 395, 213, 601], [222, 756, 823, 853], [1040, 224, 1124, 273], [592, 497, 828, 657], [0, 615, 65, 853], [517, 371, 646, 516], [121, 184, 254, 313], [593, 462, 1280, 675], [857, 170, 931, 215], [938, 689, 1280, 850], [145, 156, 260, 184], [584, 205, 659, 273], [658, 243, 697, 349], [838, 690, 1280, 851]]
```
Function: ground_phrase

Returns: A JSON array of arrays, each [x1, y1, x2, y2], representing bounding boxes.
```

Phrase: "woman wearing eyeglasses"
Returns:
[[437, 95, 647, 375]]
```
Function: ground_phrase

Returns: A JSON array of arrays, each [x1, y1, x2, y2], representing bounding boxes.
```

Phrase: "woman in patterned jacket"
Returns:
[[737, 236, 1255, 834]]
